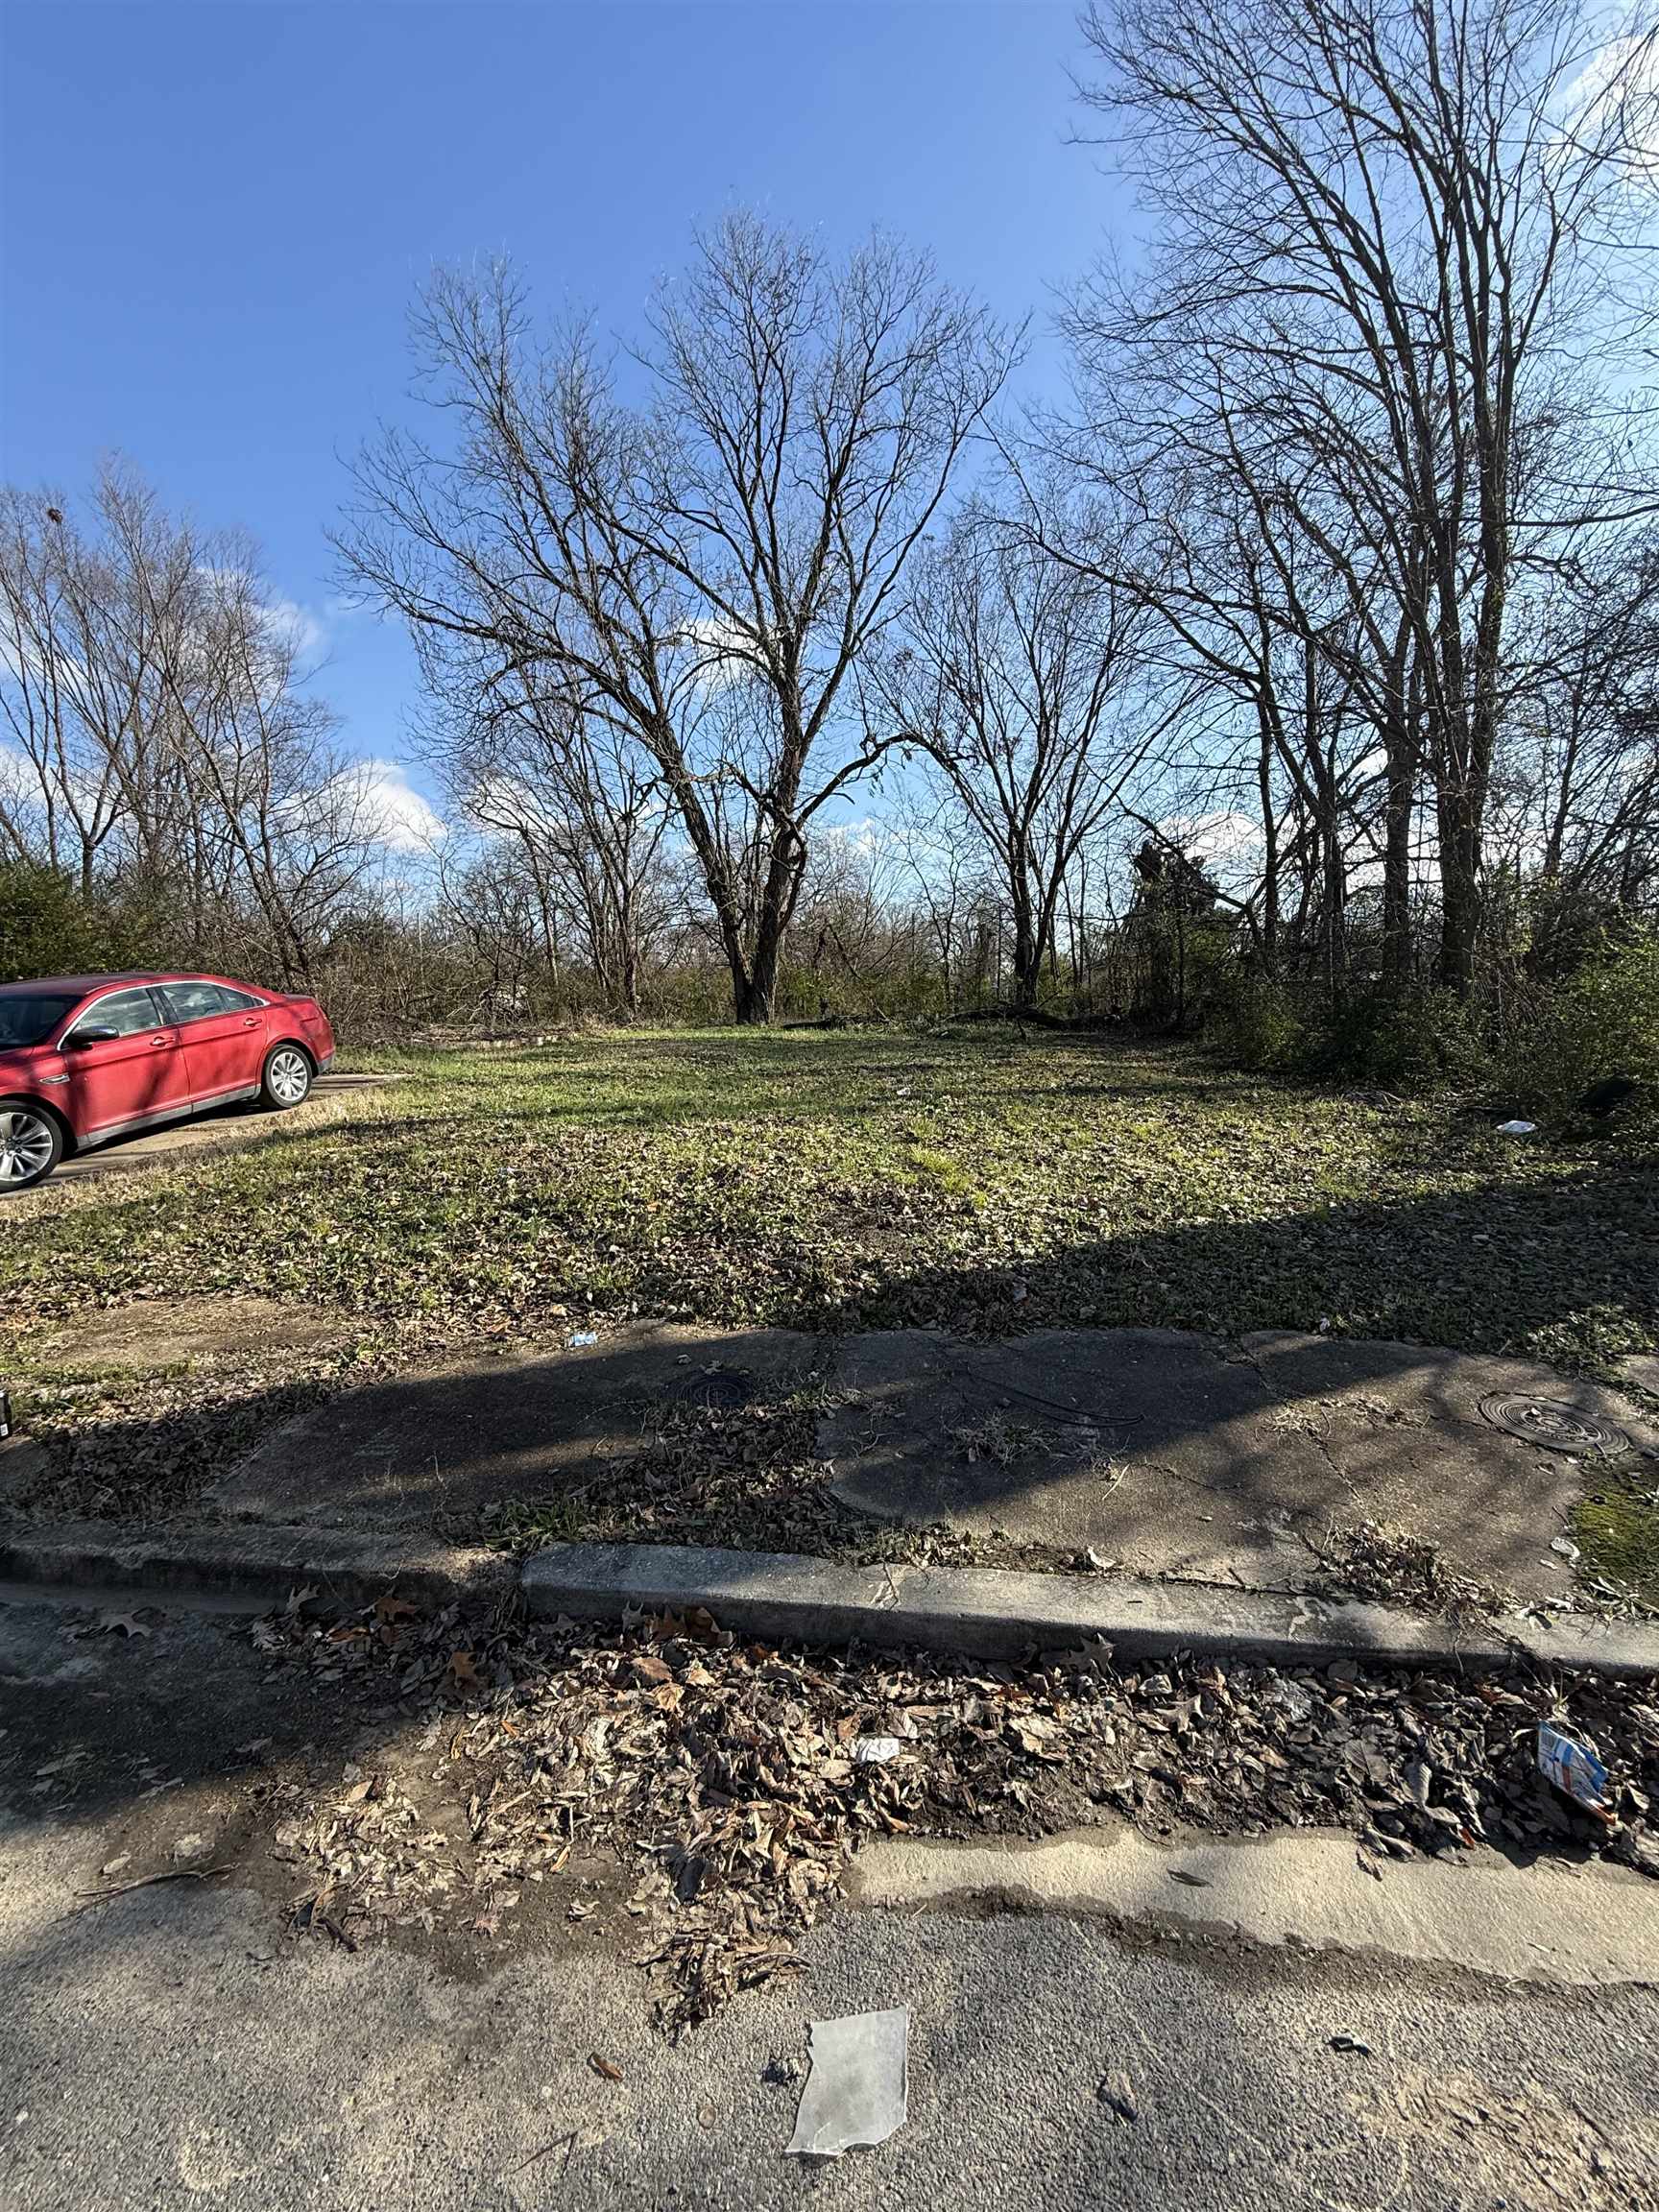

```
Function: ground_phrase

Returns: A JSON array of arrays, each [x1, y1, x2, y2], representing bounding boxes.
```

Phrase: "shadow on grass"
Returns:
[[6, 1160, 1652, 1599]]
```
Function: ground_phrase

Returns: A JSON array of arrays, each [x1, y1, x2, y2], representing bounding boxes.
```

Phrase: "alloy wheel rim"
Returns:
[[0, 1109, 55, 1187], [270, 1050, 309, 1105]]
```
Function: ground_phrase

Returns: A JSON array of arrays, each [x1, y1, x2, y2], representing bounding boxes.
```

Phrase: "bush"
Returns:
[[1210, 974, 1305, 1071], [1211, 972, 1482, 1088], [1208, 926, 1659, 1114], [0, 863, 142, 984], [1304, 982, 1483, 1088], [1495, 930, 1659, 1117]]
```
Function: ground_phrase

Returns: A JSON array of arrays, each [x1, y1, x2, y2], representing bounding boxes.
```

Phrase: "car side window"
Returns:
[[82, 988, 166, 1039], [161, 981, 232, 1023], [217, 987, 262, 1012]]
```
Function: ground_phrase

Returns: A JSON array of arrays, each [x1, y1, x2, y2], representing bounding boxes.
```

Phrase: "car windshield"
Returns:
[[0, 994, 81, 1049]]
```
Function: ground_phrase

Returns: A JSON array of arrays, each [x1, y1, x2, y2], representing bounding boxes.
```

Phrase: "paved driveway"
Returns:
[[47, 1073, 385, 1188]]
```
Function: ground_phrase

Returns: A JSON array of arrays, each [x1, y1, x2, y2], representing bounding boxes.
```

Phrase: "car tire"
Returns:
[[0, 1101, 64, 1193], [260, 1043, 314, 1112]]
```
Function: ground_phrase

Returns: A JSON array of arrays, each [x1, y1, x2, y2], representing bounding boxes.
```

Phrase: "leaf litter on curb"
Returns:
[[255, 1596, 1659, 2034]]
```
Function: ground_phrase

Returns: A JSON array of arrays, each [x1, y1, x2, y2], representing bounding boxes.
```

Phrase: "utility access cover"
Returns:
[[1479, 1393, 1629, 1457]]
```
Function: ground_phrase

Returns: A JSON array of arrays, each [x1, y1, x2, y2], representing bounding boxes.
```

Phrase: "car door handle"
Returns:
[[241, 1018, 259, 1029], [150, 1034, 170, 1046]]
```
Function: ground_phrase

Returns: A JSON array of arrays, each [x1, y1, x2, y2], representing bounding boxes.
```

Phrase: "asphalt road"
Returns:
[[2, 1596, 1655, 2212]]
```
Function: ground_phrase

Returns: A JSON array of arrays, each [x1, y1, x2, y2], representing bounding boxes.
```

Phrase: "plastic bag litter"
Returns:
[[1496, 1119, 1537, 1136], [1537, 1722, 1610, 1814], [567, 1331, 599, 1348], [785, 2008, 909, 2159]]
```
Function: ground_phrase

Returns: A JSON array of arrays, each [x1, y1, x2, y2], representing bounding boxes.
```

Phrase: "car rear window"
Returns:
[[0, 995, 81, 1048], [160, 981, 235, 1023], [160, 981, 262, 1022]]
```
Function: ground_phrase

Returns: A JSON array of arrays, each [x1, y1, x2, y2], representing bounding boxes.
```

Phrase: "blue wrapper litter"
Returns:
[[1536, 1722, 1609, 1812]]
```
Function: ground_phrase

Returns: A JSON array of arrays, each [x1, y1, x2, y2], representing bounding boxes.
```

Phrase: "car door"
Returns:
[[161, 981, 270, 1109], [60, 986, 190, 1141]]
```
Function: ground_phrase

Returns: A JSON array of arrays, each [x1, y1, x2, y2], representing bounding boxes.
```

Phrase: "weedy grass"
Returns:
[[2, 1024, 1654, 1599], [2, 1024, 1654, 1368], [1575, 1455, 1659, 1604]]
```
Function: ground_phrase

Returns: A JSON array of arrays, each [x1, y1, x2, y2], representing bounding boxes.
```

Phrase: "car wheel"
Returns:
[[261, 1044, 313, 1111], [0, 1103, 63, 1192]]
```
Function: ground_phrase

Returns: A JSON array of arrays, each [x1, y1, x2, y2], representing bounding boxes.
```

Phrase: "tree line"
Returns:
[[5, 0, 1658, 1062]]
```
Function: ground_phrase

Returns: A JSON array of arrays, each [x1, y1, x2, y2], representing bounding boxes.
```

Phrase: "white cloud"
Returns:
[[1559, 32, 1659, 179], [817, 814, 882, 858], [1159, 808, 1263, 867], [348, 757, 446, 853], [681, 610, 755, 695], [259, 594, 328, 662]]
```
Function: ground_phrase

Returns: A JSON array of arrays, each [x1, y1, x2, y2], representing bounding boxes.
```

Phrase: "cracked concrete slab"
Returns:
[[821, 1328, 1658, 1602], [205, 1315, 1654, 1605], [211, 1320, 818, 1529]]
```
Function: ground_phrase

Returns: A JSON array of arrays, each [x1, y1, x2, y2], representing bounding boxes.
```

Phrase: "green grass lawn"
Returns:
[[5, 1025, 1655, 1372]]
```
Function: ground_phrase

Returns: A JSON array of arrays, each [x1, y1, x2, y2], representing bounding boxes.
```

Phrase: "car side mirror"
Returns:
[[62, 1023, 120, 1048]]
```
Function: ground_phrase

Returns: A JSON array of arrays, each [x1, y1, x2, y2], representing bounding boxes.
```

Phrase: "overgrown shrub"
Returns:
[[1210, 927, 1659, 1113], [1210, 974, 1305, 1070], [0, 863, 143, 984], [1212, 974, 1481, 1087], [1492, 930, 1659, 1116]]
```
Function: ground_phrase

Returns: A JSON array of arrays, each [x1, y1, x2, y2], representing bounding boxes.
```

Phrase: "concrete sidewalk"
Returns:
[[204, 1317, 1658, 1606], [5, 1310, 1656, 1669], [822, 1325, 1657, 1601]]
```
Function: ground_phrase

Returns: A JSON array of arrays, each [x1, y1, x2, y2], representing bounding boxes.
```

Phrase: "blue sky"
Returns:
[[1, 0, 1127, 839]]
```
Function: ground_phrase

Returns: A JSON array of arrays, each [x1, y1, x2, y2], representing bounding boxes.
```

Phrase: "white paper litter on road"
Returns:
[[785, 2008, 909, 2158], [853, 1737, 903, 1765]]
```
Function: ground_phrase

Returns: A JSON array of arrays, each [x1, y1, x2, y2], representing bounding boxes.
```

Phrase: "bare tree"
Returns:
[[339, 213, 1020, 1022], [1491, 529, 1659, 936], [1072, 0, 1659, 990], [0, 464, 373, 981], [878, 486, 1162, 1006], [434, 673, 673, 1017], [0, 467, 184, 892]]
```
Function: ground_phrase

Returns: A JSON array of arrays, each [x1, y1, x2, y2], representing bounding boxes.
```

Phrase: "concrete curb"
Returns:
[[2, 1520, 1655, 1679], [521, 1541, 1659, 1678], [0, 1519, 515, 1613]]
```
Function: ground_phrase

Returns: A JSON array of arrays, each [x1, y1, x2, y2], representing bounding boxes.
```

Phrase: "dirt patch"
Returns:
[[23, 1296, 339, 1377]]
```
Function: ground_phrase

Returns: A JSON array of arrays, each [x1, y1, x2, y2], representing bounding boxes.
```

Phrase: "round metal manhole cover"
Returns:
[[1479, 1393, 1629, 1456], [670, 1364, 757, 1412]]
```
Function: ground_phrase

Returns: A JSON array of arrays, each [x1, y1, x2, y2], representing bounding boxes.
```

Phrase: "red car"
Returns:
[[0, 972, 336, 1192]]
